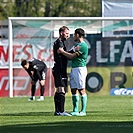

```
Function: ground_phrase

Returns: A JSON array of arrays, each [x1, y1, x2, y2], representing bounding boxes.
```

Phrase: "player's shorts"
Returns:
[[33, 69, 47, 82], [52, 66, 68, 90], [70, 67, 87, 89]]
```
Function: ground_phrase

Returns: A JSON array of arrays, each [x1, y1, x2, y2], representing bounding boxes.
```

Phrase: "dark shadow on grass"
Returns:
[[0, 112, 53, 116], [0, 111, 133, 133], [1, 111, 133, 117], [0, 121, 133, 133], [0, 111, 112, 116]]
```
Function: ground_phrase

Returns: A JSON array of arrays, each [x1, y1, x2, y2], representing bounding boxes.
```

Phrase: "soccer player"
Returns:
[[58, 28, 88, 116], [52, 26, 71, 116], [21, 58, 47, 101]]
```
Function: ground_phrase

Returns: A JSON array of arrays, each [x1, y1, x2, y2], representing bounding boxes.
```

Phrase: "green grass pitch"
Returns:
[[0, 96, 133, 133]]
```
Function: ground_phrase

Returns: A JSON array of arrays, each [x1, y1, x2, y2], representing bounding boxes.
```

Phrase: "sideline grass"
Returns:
[[0, 96, 133, 133]]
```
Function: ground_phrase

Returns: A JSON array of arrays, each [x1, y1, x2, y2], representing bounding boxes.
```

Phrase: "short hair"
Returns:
[[75, 28, 85, 37], [21, 60, 27, 67], [59, 26, 69, 33]]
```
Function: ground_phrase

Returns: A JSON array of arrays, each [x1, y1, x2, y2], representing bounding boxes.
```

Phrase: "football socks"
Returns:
[[72, 94, 79, 112], [81, 94, 87, 113]]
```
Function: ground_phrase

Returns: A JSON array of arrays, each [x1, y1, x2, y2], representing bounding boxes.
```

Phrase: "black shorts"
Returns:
[[33, 69, 47, 82], [52, 66, 68, 92]]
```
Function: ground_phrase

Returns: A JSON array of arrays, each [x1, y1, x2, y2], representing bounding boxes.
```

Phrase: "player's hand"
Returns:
[[40, 80, 45, 86], [58, 47, 64, 54], [75, 46, 80, 51]]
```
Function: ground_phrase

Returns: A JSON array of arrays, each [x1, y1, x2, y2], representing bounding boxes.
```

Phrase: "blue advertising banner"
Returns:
[[110, 88, 133, 96]]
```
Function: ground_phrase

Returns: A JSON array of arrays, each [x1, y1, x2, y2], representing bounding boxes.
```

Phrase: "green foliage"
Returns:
[[0, 0, 101, 20], [0, 96, 133, 133], [0, 2, 15, 19], [44, 0, 101, 17], [14, 0, 44, 17]]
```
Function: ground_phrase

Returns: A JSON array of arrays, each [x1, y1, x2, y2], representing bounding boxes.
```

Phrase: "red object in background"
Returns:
[[0, 68, 55, 97], [0, 69, 9, 97]]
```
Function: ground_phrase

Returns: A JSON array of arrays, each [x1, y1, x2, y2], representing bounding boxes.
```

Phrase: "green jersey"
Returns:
[[72, 41, 88, 68]]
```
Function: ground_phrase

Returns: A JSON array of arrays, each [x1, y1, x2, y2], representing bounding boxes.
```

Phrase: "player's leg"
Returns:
[[52, 67, 71, 116], [58, 74, 67, 113], [71, 89, 79, 116], [37, 71, 46, 101], [54, 87, 66, 115], [54, 91, 60, 115], [28, 80, 37, 101], [58, 73, 72, 116], [57, 87, 71, 116], [40, 83, 45, 96], [52, 67, 61, 115], [70, 68, 80, 116], [78, 89, 87, 116], [57, 87, 65, 113], [29, 72, 39, 101], [78, 67, 87, 116], [37, 80, 45, 101]]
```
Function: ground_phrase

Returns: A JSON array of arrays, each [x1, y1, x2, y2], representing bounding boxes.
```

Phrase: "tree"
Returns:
[[14, 0, 44, 17], [47, 0, 101, 17], [0, 0, 101, 20], [0, 2, 15, 19]]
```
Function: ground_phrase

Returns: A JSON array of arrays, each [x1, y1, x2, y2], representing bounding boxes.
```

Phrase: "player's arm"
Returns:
[[26, 69, 34, 80], [58, 47, 79, 59], [57, 40, 64, 54]]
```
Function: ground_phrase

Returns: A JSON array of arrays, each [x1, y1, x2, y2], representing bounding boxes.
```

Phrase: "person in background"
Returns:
[[21, 58, 47, 101], [58, 28, 88, 116]]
